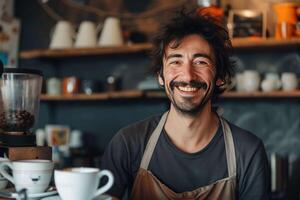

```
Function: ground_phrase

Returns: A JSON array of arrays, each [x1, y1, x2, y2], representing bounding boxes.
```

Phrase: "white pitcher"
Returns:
[[50, 21, 74, 49], [98, 17, 123, 46], [75, 21, 98, 48]]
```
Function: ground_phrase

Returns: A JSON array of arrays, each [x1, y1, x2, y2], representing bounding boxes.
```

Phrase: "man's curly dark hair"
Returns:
[[150, 8, 235, 98]]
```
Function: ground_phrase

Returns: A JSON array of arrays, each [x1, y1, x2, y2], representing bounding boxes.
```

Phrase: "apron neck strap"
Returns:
[[140, 112, 168, 169], [220, 117, 237, 176]]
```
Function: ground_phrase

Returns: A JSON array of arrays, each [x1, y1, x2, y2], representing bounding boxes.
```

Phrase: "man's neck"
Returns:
[[164, 102, 219, 153]]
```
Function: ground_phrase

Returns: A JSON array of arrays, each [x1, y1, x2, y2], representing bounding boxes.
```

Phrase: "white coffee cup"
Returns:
[[75, 21, 98, 48], [261, 79, 280, 92], [69, 129, 83, 148], [281, 72, 298, 91], [46, 77, 61, 96], [0, 159, 54, 194], [0, 157, 9, 190], [261, 73, 281, 92], [235, 73, 245, 92], [98, 17, 123, 46], [50, 21, 74, 49], [243, 70, 261, 92], [55, 167, 114, 200]]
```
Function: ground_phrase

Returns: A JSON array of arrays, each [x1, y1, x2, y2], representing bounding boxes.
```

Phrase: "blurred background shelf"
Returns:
[[146, 90, 300, 99], [40, 90, 143, 101], [20, 43, 152, 59], [221, 90, 300, 98], [40, 90, 300, 101], [231, 38, 300, 48], [20, 38, 300, 59]]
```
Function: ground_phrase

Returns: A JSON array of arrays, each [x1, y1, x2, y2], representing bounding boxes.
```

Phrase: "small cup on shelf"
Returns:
[[106, 75, 122, 91], [81, 79, 102, 95], [46, 77, 61, 95], [62, 76, 80, 95], [281, 72, 298, 91]]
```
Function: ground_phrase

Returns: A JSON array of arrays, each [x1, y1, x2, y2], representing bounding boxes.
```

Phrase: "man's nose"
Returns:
[[181, 62, 196, 81]]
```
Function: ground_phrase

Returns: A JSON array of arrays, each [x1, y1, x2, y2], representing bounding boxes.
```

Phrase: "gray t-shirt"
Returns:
[[101, 114, 270, 199]]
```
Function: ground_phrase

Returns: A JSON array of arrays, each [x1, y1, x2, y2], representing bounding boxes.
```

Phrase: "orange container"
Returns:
[[275, 22, 295, 39], [62, 77, 80, 95], [273, 2, 298, 24], [273, 2, 298, 39]]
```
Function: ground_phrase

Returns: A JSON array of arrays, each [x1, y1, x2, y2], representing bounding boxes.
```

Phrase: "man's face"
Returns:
[[159, 34, 217, 115]]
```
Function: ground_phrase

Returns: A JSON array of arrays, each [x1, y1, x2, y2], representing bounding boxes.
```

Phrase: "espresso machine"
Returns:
[[0, 61, 51, 160]]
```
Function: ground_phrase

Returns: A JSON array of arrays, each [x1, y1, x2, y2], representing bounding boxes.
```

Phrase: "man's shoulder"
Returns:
[[116, 113, 162, 146], [227, 121, 264, 153]]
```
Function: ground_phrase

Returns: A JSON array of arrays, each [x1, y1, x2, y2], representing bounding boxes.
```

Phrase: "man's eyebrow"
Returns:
[[165, 53, 182, 60], [193, 53, 213, 61]]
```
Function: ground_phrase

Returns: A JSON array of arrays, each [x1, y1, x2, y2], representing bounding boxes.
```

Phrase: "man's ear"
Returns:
[[216, 79, 224, 86], [158, 73, 164, 87]]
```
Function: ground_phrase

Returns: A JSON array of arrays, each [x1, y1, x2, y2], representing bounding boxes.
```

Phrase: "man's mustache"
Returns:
[[170, 80, 207, 91]]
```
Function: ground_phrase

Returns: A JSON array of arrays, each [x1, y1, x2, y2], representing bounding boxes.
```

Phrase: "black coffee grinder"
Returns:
[[0, 61, 51, 160]]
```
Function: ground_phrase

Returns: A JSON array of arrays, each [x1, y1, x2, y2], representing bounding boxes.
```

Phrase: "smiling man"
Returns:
[[101, 10, 270, 200]]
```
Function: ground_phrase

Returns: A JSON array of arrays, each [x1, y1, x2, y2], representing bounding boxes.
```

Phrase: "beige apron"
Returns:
[[130, 112, 237, 200]]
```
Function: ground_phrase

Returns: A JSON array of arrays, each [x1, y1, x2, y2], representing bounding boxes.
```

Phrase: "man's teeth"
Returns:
[[178, 86, 198, 92]]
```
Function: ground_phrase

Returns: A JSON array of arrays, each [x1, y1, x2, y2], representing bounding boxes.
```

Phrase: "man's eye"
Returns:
[[169, 61, 180, 65], [194, 60, 208, 65]]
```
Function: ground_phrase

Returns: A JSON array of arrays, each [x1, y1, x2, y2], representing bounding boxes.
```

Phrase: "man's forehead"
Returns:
[[164, 39, 212, 55]]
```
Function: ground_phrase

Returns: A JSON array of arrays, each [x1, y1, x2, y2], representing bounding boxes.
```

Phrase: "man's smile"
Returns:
[[170, 80, 207, 93], [177, 85, 198, 92]]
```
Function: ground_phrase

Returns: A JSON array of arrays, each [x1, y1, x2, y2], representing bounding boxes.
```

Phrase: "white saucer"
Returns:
[[41, 194, 112, 200], [10, 190, 58, 199]]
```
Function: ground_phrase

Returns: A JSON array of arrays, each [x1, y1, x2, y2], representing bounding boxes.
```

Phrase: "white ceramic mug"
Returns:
[[69, 129, 83, 148], [243, 70, 261, 92], [98, 17, 123, 46], [75, 21, 98, 48], [261, 79, 281, 92], [0, 158, 9, 190], [55, 167, 114, 200], [50, 21, 74, 49], [235, 73, 245, 92], [0, 159, 54, 194], [46, 77, 61, 95], [261, 73, 281, 92], [281, 72, 298, 91]]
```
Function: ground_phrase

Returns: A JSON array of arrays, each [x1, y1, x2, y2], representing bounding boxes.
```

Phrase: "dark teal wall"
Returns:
[[15, 1, 300, 198]]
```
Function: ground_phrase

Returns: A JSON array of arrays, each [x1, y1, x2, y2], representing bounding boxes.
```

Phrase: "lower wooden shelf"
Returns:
[[40, 90, 143, 101], [40, 90, 300, 101], [221, 90, 300, 98]]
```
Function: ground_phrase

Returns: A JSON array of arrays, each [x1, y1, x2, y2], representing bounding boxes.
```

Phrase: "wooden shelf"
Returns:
[[20, 38, 300, 59], [40, 90, 300, 101], [146, 90, 300, 99], [20, 43, 152, 59], [40, 90, 143, 101], [221, 90, 300, 98], [231, 37, 300, 48]]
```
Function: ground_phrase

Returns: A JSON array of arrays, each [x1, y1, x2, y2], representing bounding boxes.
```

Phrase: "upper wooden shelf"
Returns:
[[20, 43, 152, 59], [20, 38, 300, 59], [40, 89, 300, 101], [231, 37, 300, 48]]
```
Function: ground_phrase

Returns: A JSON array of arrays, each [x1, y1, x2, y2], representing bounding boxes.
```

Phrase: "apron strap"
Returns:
[[140, 112, 168, 169], [220, 117, 237, 176]]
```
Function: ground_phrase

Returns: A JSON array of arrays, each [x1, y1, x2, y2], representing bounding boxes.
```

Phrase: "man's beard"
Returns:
[[165, 80, 213, 116]]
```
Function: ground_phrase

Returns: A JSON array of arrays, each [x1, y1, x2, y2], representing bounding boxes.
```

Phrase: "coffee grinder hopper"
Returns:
[[0, 64, 43, 146]]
